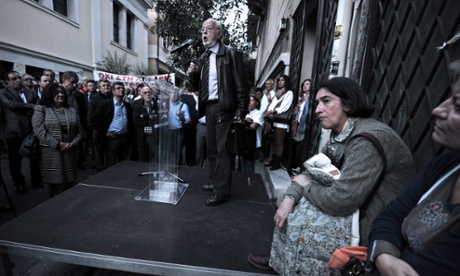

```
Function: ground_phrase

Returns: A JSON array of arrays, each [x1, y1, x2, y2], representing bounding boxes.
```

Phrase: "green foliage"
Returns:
[[154, 0, 248, 70], [132, 62, 157, 76], [102, 50, 131, 75]]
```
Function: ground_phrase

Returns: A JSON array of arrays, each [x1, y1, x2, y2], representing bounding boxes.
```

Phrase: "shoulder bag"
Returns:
[[272, 94, 293, 124], [328, 132, 387, 276], [19, 132, 40, 159]]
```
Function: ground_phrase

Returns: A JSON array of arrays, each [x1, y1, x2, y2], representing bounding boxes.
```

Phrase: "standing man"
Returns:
[[0, 71, 42, 194], [92, 81, 133, 169], [168, 91, 191, 166], [260, 79, 275, 113], [90, 79, 112, 171], [36, 74, 51, 102], [43, 69, 56, 83], [21, 74, 36, 92], [260, 79, 276, 164], [188, 18, 249, 206]]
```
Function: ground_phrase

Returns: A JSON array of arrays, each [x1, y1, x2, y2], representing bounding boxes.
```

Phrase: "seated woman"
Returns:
[[365, 56, 460, 275], [248, 77, 416, 275]]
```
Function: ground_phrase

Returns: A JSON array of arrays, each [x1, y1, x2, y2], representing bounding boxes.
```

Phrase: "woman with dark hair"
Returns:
[[264, 74, 294, 170], [32, 83, 82, 197], [241, 94, 264, 173], [248, 77, 415, 275], [286, 78, 312, 175]]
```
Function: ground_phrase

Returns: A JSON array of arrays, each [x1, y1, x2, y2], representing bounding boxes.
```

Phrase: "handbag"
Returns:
[[226, 123, 248, 154], [326, 132, 387, 276], [19, 132, 40, 159], [327, 246, 367, 276], [272, 94, 293, 124]]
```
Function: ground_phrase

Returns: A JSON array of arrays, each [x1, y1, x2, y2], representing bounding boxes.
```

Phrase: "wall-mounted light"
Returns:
[[279, 18, 287, 32]]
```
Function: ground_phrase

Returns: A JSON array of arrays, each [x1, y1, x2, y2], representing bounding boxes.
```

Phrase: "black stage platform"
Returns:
[[0, 161, 276, 275]]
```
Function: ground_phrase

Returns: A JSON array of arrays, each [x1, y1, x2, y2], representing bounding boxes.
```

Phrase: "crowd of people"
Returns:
[[0, 68, 199, 198], [0, 17, 459, 276]]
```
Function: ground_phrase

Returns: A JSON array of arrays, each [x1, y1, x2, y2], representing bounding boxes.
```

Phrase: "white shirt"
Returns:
[[267, 90, 294, 129], [247, 108, 264, 148], [207, 43, 219, 101], [260, 89, 275, 113]]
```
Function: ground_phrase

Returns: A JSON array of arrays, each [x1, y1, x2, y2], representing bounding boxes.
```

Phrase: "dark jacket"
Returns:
[[92, 98, 134, 143], [366, 152, 460, 275], [132, 98, 158, 146], [190, 41, 249, 119], [0, 87, 37, 138], [89, 92, 110, 127]]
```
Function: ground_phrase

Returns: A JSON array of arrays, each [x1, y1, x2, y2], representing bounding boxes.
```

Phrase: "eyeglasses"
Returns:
[[200, 26, 215, 33]]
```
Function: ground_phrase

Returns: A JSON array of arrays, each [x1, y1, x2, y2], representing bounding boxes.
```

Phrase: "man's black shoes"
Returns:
[[205, 193, 230, 206]]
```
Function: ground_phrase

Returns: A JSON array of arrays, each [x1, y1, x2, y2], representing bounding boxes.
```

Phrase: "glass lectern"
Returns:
[[135, 79, 188, 205]]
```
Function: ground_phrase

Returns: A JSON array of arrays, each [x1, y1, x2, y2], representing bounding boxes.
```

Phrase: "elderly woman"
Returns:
[[365, 53, 460, 275], [248, 77, 416, 275], [32, 83, 82, 197]]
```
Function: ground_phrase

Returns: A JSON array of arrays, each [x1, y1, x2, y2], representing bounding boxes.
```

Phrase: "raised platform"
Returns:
[[0, 161, 276, 275]]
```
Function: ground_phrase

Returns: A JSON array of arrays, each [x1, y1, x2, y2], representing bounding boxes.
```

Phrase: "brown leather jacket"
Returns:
[[189, 41, 249, 119]]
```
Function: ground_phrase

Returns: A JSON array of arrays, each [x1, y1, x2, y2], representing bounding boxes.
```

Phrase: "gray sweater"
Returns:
[[286, 118, 416, 245]]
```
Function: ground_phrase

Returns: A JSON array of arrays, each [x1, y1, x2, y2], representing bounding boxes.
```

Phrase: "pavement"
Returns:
[[0, 153, 291, 275]]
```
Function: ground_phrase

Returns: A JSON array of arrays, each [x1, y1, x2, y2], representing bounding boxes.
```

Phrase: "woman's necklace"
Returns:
[[53, 106, 64, 111]]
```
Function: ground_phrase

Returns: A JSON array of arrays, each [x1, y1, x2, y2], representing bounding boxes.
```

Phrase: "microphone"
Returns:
[[170, 39, 194, 54]]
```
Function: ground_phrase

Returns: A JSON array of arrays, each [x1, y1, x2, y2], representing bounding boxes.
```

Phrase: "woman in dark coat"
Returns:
[[32, 83, 82, 197]]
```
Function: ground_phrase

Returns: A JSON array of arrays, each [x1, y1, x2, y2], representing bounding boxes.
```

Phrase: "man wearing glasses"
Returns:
[[0, 71, 41, 194], [93, 82, 133, 169], [188, 18, 249, 206]]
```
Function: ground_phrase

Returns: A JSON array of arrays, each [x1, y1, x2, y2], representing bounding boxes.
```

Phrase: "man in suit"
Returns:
[[35, 74, 51, 103], [92, 81, 133, 169], [0, 70, 42, 194], [188, 18, 249, 206], [90, 79, 112, 171]]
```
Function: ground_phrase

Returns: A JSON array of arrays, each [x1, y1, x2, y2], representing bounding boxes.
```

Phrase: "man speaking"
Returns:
[[188, 18, 249, 206]]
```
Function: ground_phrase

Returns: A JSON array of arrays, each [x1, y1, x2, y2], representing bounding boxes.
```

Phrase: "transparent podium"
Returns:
[[135, 80, 189, 205]]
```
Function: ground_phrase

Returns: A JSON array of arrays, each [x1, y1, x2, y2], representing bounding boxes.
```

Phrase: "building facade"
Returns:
[[251, 0, 460, 170], [0, 0, 153, 81]]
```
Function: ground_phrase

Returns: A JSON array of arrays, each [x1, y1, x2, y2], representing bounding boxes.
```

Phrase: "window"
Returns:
[[126, 13, 132, 49], [113, 3, 120, 43], [53, 0, 67, 17], [111, 1, 137, 51], [27, 0, 79, 24]]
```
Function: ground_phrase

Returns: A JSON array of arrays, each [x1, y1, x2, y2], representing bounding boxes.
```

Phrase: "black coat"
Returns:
[[0, 87, 37, 138]]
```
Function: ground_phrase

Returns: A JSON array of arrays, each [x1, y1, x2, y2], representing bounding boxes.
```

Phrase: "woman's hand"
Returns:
[[59, 142, 72, 151], [275, 197, 295, 229], [375, 253, 420, 276], [292, 174, 311, 188]]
